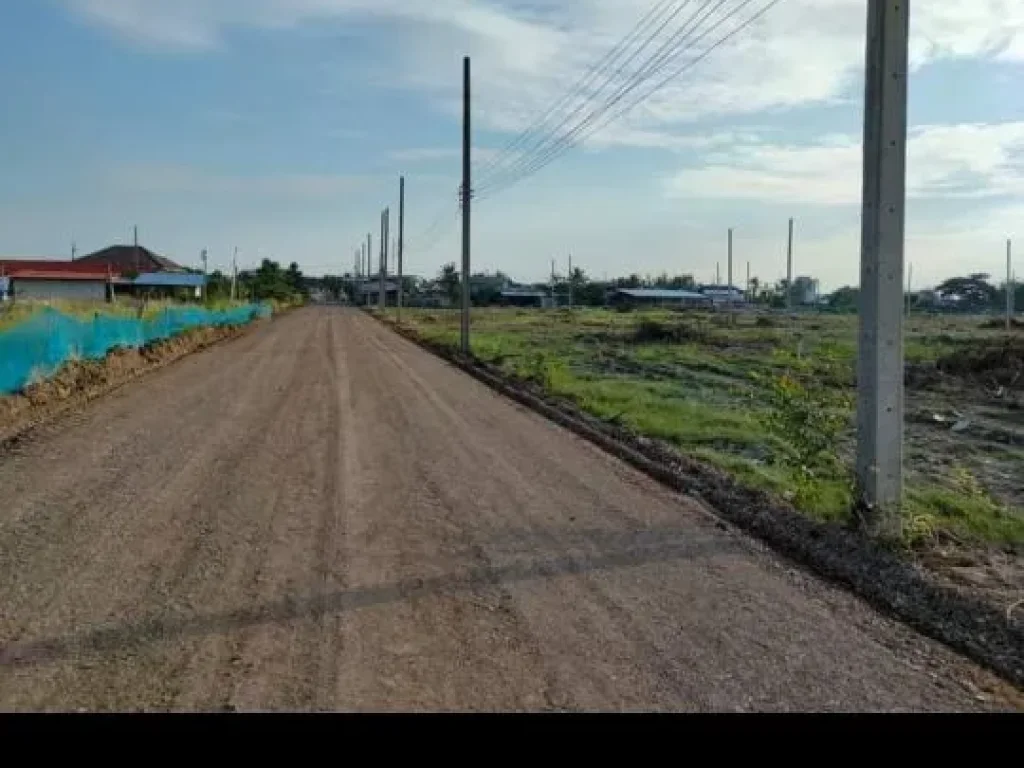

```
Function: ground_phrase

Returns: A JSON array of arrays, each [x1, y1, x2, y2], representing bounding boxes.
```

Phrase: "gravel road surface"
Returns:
[[0, 307, 1013, 711]]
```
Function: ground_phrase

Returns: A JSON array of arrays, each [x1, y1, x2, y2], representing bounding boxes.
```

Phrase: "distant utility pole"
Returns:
[[200, 249, 209, 302], [71, 241, 77, 261], [460, 56, 472, 355], [727, 229, 734, 288], [716, 262, 721, 285], [231, 247, 238, 301], [786, 217, 794, 311], [367, 232, 373, 307], [1008, 238, 1014, 331], [134, 225, 141, 274], [856, 0, 910, 537], [398, 176, 405, 320], [568, 253, 574, 309], [746, 261, 751, 301], [379, 210, 387, 311], [905, 262, 913, 319]]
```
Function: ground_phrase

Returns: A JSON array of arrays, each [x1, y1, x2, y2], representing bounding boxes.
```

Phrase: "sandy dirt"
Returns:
[[0, 307, 1017, 711]]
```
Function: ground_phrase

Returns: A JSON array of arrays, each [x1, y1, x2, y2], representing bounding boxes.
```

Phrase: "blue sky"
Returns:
[[1, 1, 1022, 290]]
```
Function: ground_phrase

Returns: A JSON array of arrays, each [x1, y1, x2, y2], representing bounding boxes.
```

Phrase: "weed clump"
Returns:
[[633, 319, 708, 345]]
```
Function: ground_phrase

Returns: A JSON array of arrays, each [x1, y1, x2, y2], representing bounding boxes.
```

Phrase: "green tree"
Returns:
[[439, 262, 461, 306], [285, 262, 307, 296], [828, 285, 859, 312], [935, 273, 997, 311], [205, 269, 232, 302], [250, 259, 294, 301]]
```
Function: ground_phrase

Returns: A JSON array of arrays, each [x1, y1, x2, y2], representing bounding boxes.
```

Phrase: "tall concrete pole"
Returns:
[[727, 228, 734, 300], [856, 0, 910, 537], [1008, 239, 1014, 331], [906, 262, 913, 319], [379, 210, 386, 310], [746, 261, 751, 302], [398, 176, 405, 320], [134, 225, 140, 274], [568, 253, 574, 309], [786, 217, 794, 311], [201, 248, 208, 303], [367, 232, 372, 307], [460, 56, 472, 354]]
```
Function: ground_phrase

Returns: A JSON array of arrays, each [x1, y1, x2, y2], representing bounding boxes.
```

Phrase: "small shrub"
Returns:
[[755, 315, 777, 328], [633, 318, 708, 345], [754, 371, 853, 509]]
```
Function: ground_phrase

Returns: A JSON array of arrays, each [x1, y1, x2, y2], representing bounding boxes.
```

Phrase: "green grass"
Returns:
[[386, 306, 1024, 547]]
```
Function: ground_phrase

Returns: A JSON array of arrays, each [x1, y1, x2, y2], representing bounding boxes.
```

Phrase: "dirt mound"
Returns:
[[0, 324, 252, 443], [936, 339, 1024, 385]]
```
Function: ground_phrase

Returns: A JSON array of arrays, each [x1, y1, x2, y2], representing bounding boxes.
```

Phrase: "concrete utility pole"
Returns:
[[727, 228, 734, 302], [1008, 239, 1014, 331], [568, 253, 574, 309], [460, 56, 472, 355], [367, 232, 372, 307], [909, 264, 917, 319], [746, 261, 751, 301], [856, 0, 910, 537], [716, 262, 721, 285], [71, 241, 77, 261], [231, 247, 238, 301], [134, 225, 141, 274], [379, 210, 387, 311], [201, 248, 208, 302], [398, 176, 405, 320], [786, 217, 794, 311]]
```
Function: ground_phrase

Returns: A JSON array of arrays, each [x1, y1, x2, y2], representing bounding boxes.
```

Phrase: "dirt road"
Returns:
[[0, 307, 1012, 711]]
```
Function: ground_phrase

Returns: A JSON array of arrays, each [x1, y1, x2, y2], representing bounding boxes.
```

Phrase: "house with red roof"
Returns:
[[0, 259, 115, 302]]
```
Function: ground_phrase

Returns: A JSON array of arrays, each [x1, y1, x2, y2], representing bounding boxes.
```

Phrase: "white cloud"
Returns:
[[665, 122, 1024, 205], [65, 1, 1024, 147]]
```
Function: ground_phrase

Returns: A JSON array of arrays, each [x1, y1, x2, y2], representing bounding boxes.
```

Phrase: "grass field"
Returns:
[[384, 306, 1024, 549]]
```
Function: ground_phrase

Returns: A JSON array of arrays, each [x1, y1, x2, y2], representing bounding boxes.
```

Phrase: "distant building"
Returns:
[[609, 288, 712, 309], [500, 289, 556, 308], [698, 284, 746, 307], [112, 271, 206, 300], [355, 278, 402, 306], [792, 276, 820, 305], [0, 259, 112, 301], [76, 244, 186, 274]]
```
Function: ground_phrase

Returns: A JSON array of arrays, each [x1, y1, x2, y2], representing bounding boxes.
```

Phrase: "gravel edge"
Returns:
[[377, 315, 1024, 690]]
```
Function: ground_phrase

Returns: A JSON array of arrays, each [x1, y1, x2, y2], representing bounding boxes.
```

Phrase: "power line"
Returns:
[[476, 0, 701, 194], [475, 0, 719, 195], [473, 0, 683, 183], [478, 0, 783, 201], [406, 191, 460, 255]]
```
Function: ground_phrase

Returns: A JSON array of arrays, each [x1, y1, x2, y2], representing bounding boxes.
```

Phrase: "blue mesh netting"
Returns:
[[0, 304, 271, 394]]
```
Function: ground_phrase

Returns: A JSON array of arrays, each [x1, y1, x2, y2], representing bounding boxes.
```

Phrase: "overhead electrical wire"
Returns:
[[474, 0, 732, 198], [474, 0, 705, 194], [474, 0, 784, 202], [405, 190, 461, 256], [472, 0, 682, 183]]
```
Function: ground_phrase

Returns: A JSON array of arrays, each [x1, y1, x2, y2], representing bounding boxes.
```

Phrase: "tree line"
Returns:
[[205, 259, 308, 303]]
